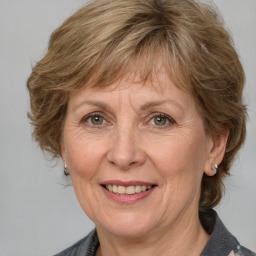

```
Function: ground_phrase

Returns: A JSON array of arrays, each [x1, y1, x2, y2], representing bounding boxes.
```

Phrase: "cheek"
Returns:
[[64, 131, 108, 178], [150, 135, 208, 211], [146, 132, 208, 184], [64, 134, 109, 220]]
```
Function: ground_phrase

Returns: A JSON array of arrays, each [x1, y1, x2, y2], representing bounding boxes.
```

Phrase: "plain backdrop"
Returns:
[[0, 0, 255, 255]]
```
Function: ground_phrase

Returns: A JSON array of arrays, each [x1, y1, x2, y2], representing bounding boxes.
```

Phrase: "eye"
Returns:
[[149, 113, 175, 127], [82, 113, 106, 126], [90, 115, 104, 125], [153, 116, 168, 126]]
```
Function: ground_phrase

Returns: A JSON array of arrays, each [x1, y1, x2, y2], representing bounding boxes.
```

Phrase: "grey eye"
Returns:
[[153, 116, 168, 126], [89, 115, 104, 125]]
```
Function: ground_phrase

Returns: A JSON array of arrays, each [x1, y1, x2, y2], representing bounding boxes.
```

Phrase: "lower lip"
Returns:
[[101, 186, 156, 204]]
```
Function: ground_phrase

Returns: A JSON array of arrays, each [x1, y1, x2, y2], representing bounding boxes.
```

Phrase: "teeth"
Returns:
[[142, 185, 147, 192], [112, 185, 118, 193], [126, 186, 135, 195], [106, 185, 113, 192], [135, 185, 142, 193], [105, 185, 153, 195], [117, 185, 126, 194]]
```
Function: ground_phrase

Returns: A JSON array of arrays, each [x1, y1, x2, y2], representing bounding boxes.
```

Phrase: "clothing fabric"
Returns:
[[54, 209, 255, 256]]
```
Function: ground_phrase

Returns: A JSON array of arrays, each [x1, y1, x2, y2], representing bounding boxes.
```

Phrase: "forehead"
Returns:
[[69, 68, 195, 114]]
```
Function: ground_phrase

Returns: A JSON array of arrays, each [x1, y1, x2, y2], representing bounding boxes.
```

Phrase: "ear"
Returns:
[[60, 140, 66, 165], [204, 129, 229, 176], [60, 141, 70, 175]]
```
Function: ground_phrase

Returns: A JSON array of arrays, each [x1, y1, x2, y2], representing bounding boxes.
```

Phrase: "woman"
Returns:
[[27, 0, 255, 255]]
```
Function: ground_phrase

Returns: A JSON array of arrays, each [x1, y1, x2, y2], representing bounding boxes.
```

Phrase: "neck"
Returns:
[[96, 209, 210, 256]]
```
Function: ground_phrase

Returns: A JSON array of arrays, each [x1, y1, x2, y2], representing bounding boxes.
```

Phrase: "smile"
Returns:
[[103, 185, 153, 195]]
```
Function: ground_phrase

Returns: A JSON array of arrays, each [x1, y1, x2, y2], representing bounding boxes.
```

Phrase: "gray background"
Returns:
[[0, 0, 255, 255]]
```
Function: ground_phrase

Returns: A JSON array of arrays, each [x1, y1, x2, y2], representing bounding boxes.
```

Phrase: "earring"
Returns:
[[213, 163, 218, 175], [64, 163, 69, 176]]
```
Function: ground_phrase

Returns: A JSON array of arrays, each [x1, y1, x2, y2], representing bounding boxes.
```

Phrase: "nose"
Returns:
[[107, 127, 146, 170]]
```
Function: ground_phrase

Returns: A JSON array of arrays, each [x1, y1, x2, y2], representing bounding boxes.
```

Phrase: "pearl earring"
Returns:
[[64, 163, 69, 175], [213, 163, 218, 175]]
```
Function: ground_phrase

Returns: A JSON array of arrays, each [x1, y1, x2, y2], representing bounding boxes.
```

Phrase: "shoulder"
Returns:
[[53, 229, 99, 256], [200, 208, 256, 256]]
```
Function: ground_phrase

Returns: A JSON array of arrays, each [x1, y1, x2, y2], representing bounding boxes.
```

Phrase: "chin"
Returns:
[[95, 212, 159, 238]]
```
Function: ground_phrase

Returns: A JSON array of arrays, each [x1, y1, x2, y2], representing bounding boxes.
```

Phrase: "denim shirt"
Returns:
[[54, 209, 255, 256]]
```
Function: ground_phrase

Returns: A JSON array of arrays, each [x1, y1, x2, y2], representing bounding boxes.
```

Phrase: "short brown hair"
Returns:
[[27, 0, 246, 208]]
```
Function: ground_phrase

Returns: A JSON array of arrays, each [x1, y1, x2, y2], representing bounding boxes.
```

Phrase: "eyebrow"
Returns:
[[72, 100, 113, 112], [140, 99, 184, 111], [72, 99, 184, 112]]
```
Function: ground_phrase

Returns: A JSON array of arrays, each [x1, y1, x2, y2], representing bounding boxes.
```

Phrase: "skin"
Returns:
[[61, 70, 228, 256]]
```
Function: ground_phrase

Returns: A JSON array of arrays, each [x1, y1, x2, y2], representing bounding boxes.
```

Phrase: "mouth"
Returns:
[[100, 181, 157, 204], [102, 184, 155, 195]]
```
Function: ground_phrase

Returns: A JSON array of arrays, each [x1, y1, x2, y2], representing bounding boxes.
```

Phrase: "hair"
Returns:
[[27, 0, 246, 208]]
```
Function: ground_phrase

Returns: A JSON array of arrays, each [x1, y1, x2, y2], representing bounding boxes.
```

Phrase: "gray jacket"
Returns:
[[54, 209, 255, 256]]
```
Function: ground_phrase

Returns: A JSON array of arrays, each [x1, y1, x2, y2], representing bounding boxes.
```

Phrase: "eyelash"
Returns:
[[80, 112, 176, 128], [147, 113, 176, 128], [80, 112, 108, 127]]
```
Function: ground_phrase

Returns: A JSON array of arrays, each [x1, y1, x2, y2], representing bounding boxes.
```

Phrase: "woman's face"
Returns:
[[62, 70, 215, 238]]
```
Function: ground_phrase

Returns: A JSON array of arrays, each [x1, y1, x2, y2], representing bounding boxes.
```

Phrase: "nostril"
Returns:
[[107, 143, 146, 170]]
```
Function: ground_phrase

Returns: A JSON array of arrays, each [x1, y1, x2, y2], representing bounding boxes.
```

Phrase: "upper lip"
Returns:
[[100, 180, 156, 186]]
